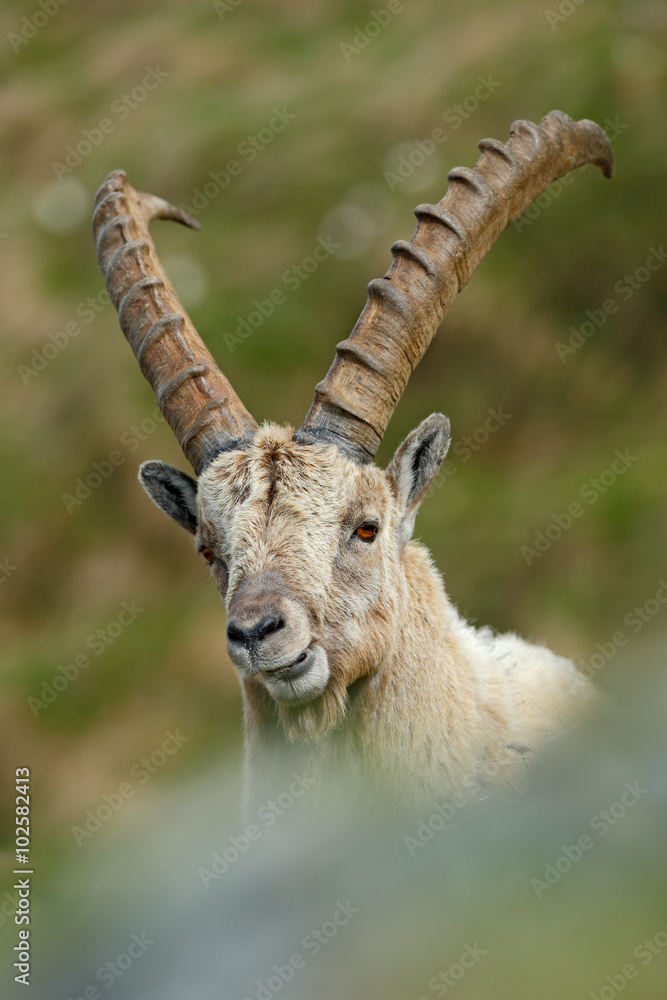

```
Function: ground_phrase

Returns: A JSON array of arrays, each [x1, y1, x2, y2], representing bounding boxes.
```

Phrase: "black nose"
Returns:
[[227, 615, 285, 648]]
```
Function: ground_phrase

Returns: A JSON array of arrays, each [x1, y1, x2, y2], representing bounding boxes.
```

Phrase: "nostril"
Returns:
[[227, 615, 285, 647], [227, 622, 248, 645], [256, 615, 285, 639]]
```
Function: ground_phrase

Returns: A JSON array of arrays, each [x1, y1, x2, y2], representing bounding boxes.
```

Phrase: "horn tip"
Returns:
[[136, 191, 202, 231], [180, 210, 202, 231], [541, 110, 615, 180]]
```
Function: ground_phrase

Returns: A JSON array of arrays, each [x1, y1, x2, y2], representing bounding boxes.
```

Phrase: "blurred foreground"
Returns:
[[3, 638, 665, 1000]]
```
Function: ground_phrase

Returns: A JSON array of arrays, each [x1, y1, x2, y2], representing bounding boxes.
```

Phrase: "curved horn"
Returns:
[[93, 170, 258, 474], [295, 110, 614, 464]]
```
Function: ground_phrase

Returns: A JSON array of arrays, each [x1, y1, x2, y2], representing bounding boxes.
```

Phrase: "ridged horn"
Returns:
[[295, 110, 614, 463], [93, 170, 258, 474]]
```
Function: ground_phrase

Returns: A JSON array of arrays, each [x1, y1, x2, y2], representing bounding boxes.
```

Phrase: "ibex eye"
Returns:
[[355, 523, 378, 542], [199, 546, 216, 564]]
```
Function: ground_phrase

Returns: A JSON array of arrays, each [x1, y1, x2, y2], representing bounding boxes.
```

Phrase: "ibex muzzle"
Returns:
[[225, 571, 330, 703], [93, 111, 613, 801]]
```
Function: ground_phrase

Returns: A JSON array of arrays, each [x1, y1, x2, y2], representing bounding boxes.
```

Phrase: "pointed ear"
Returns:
[[387, 414, 450, 544], [138, 461, 199, 534]]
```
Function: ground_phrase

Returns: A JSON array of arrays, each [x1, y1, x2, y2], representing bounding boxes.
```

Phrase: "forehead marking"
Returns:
[[263, 442, 280, 510]]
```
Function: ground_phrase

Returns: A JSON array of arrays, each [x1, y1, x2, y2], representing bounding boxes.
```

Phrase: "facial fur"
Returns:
[[139, 415, 450, 742], [193, 424, 403, 738]]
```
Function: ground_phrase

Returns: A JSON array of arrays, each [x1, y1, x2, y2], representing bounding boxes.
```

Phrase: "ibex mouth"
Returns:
[[263, 647, 312, 680], [260, 644, 330, 703]]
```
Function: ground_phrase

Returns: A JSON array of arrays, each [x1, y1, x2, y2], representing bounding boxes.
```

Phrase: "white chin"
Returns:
[[262, 645, 330, 703]]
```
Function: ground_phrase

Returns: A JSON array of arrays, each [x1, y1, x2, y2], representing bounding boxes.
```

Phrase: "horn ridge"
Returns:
[[295, 110, 614, 463], [93, 170, 257, 474]]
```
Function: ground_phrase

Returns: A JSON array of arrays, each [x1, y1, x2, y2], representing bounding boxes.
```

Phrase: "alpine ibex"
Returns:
[[93, 111, 613, 806]]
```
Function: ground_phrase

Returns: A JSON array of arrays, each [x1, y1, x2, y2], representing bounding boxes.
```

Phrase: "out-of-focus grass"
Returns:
[[0, 0, 665, 990]]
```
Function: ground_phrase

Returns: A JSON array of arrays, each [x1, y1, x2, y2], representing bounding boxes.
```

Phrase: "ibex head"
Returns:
[[139, 415, 450, 737], [93, 111, 612, 740]]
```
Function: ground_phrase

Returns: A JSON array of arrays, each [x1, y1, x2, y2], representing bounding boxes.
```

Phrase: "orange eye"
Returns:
[[355, 523, 378, 542], [199, 546, 216, 564]]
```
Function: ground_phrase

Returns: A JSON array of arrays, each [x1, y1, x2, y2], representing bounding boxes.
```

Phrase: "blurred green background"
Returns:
[[0, 0, 665, 995]]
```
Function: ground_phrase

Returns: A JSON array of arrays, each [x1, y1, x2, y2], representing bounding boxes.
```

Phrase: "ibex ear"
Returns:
[[387, 414, 450, 544], [138, 461, 199, 534]]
